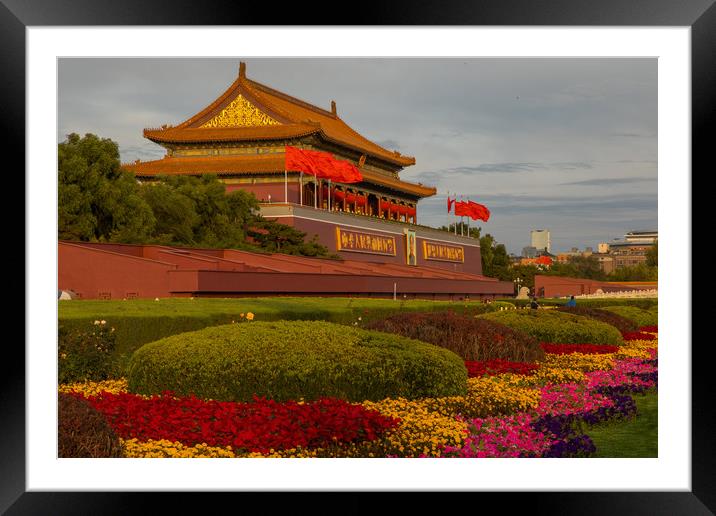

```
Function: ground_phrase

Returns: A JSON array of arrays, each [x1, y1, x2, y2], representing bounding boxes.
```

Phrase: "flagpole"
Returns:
[[460, 196, 464, 236], [314, 177, 318, 209], [299, 172, 303, 206], [467, 198, 470, 238], [446, 190, 450, 229]]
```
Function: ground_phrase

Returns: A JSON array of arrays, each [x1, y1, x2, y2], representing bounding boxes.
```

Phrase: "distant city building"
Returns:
[[595, 254, 615, 274], [522, 246, 539, 258], [598, 242, 610, 254], [531, 230, 551, 253], [624, 231, 658, 244], [606, 230, 657, 270], [584, 246, 593, 255]]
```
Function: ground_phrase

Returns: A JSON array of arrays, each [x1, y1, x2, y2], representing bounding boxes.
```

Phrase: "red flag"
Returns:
[[468, 200, 491, 221], [454, 200, 470, 217], [447, 195, 455, 213], [301, 148, 336, 180], [285, 146, 320, 176], [331, 158, 363, 183], [287, 146, 362, 183]]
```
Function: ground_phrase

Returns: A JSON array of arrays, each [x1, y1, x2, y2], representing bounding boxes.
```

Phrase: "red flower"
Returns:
[[621, 332, 657, 341], [464, 359, 538, 377], [541, 343, 620, 355], [69, 391, 399, 454]]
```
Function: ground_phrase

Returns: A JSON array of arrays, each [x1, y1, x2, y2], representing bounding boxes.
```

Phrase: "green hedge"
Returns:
[[601, 306, 658, 327], [555, 307, 638, 333], [365, 311, 544, 362], [478, 310, 624, 345], [59, 297, 505, 373], [497, 298, 657, 309], [127, 321, 468, 402]]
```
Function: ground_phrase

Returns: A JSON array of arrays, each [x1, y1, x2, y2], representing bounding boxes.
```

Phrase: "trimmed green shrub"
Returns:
[[498, 298, 566, 308], [555, 307, 638, 333], [497, 298, 658, 309], [601, 306, 658, 327], [127, 321, 467, 402], [59, 297, 502, 374], [59, 321, 118, 383], [58, 393, 123, 458], [365, 311, 544, 362], [478, 310, 624, 345]]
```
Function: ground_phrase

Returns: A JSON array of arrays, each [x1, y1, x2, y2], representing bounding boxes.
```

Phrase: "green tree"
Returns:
[[139, 181, 200, 245], [140, 175, 260, 249], [545, 255, 606, 280], [608, 263, 658, 282], [438, 223, 480, 239], [509, 264, 540, 291], [646, 241, 658, 267], [58, 133, 155, 242], [248, 218, 334, 257]]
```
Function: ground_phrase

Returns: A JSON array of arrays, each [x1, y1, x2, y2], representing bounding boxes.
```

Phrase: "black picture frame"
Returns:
[[6, 0, 707, 513]]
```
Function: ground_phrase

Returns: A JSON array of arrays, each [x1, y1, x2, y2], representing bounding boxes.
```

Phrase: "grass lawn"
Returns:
[[58, 296, 462, 320], [588, 390, 658, 457], [59, 297, 491, 364]]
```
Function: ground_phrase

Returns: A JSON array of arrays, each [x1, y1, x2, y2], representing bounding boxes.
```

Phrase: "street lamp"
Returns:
[[514, 277, 523, 296]]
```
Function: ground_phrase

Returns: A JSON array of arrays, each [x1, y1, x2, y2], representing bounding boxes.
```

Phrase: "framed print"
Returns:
[[6, 0, 710, 513]]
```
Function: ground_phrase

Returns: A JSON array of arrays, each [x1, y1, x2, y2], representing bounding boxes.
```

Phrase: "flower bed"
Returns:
[[622, 331, 657, 341], [59, 329, 658, 459], [464, 358, 538, 377], [69, 391, 399, 455], [541, 343, 620, 355]]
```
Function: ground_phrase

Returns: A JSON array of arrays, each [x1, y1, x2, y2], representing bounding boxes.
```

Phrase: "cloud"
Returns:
[[611, 132, 657, 138], [119, 143, 166, 163], [453, 163, 547, 173], [549, 162, 593, 170], [374, 139, 402, 150], [560, 177, 656, 186], [419, 192, 657, 217]]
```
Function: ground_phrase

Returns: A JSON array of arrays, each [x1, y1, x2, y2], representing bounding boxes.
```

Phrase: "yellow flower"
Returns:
[[246, 312, 255, 321]]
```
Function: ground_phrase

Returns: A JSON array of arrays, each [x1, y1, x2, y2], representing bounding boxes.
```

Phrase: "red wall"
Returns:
[[58, 242, 176, 300], [534, 275, 657, 298], [58, 241, 513, 300], [275, 216, 483, 275]]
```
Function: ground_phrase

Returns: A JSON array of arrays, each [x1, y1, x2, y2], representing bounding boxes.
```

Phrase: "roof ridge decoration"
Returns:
[[199, 94, 280, 128]]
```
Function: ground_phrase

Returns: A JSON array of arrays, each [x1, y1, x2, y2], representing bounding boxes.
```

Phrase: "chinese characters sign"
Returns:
[[422, 241, 465, 263], [336, 228, 396, 256]]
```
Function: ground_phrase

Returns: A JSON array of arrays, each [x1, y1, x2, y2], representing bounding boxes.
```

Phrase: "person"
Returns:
[[565, 295, 577, 307], [530, 296, 539, 310]]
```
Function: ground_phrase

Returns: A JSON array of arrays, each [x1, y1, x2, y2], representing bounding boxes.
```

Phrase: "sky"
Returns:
[[58, 58, 657, 254]]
